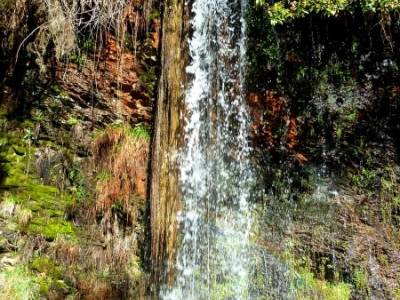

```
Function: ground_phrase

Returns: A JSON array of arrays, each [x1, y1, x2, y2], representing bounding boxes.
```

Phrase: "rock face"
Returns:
[[0, 1, 159, 299], [247, 6, 400, 299], [149, 0, 187, 285], [55, 35, 154, 127], [2, 1, 400, 298]]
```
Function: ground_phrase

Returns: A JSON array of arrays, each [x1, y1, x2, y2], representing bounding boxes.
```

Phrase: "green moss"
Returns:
[[274, 247, 352, 300], [295, 266, 351, 300], [0, 119, 79, 296], [29, 257, 73, 297], [30, 257, 61, 279], [27, 218, 75, 241], [0, 119, 77, 242]]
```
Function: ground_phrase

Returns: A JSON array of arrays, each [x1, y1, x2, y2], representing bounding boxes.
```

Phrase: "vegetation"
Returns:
[[247, 0, 400, 295], [0, 121, 76, 242], [1, 0, 400, 297], [294, 267, 351, 300], [0, 111, 150, 297], [256, 0, 400, 25], [0, 266, 41, 300], [92, 123, 149, 215]]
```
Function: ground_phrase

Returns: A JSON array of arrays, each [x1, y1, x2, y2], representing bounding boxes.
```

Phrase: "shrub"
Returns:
[[256, 0, 400, 25]]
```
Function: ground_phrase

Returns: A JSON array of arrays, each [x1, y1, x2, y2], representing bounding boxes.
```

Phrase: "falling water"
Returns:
[[162, 0, 254, 298]]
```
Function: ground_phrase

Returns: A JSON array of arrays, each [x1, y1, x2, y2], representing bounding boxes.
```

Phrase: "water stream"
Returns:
[[162, 0, 255, 298]]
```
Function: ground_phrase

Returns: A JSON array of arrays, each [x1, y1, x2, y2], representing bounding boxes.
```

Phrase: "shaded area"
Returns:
[[247, 4, 400, 299]]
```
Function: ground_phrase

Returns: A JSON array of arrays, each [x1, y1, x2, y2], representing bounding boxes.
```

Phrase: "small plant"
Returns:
[[66, 116, 79, 126], [352, 268, 369, 293], [17, 209, 33, 227], [348, 167, 379, 195], [294, 266, 352, 300], [149, 9, 160, 21], [23, 129, 34, 142], [79, 37, 95, 52], [96, 170, 112, 182], [68, 52, 86, 71], [129, 123, 151, 140], [139, 67, 157, 96], [125, 255, 143, 284], [68, 167, 88, 203]]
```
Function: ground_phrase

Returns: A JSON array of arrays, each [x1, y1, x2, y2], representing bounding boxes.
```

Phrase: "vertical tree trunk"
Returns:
[[150, 0, 187, 286]]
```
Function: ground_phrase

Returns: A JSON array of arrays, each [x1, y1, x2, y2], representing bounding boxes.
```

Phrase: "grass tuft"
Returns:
[[0, 266, 41, 300]]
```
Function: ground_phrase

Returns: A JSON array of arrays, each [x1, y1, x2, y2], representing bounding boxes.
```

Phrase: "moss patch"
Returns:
[[294, 266, 351, 300], [0, 121, 77, 241]]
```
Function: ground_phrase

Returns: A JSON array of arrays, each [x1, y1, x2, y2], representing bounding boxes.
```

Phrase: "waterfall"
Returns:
[[162, 0, 255, 298]]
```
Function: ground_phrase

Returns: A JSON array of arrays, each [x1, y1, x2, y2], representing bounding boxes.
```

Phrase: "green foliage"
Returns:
[[284, 253, 350, 300], [348, 167, 379, 193], [49, 84, 63, 95], [149, 9, 161, 21], [30, 257, 61, 279], [0, 119, 78, 241], [78, 36, 95, 53], [139, 66, 157, 96], [66, 116, 80, 126], [0, 261, 71, 299], [68, 51, 86, 71], [294, 267, 352, 300], [125, 255, 143, 283], [68, 166, 88, 203], [95, 170, 112, 182], [256, 0, 400, 25], [352, 268, 370, 295], [0, 266, 41, 300], [95, 122, 151, 142], [266, 0, 350, 25], [129, 123, 151, 140], [29, 256, 72, 297]]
